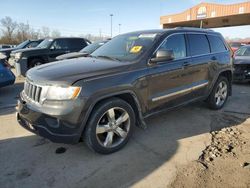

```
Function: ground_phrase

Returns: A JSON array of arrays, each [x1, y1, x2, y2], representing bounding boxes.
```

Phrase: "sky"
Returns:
[[0, 0, 249, 39]]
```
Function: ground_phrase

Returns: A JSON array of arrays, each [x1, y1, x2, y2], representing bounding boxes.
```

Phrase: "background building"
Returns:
[[160, 1, 250, 29]]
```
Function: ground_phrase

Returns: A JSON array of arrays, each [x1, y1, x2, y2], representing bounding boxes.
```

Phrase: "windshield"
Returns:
[[235, 46, 250, 56], [91, 33, 159, 61], [80, 41, 106, 54], [16, 40, 30, 49], [37, 39, 54, 49]]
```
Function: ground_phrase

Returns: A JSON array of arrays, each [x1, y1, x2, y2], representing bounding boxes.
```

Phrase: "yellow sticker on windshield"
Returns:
[[130, 46, 143, 53]]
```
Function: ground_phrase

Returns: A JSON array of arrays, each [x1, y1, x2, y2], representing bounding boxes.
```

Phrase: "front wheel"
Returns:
[[207, 76, 229, 110], [83, 98, 135, 154]]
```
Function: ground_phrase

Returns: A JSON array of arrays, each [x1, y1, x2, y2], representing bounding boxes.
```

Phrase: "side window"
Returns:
[[66, 39, 87, 49], [159, 34, 186, 60], [207, 35, 227, 53], [51, 39, 69, 50], [27, 41, 39, 48], [188, 34, 210, 56]]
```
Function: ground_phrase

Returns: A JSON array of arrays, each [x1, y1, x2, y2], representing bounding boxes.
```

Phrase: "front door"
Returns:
[[147, 33, 202, 112]]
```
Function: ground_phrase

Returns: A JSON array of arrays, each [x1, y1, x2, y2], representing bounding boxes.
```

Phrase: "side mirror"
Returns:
[[150, 49, 174, 63]]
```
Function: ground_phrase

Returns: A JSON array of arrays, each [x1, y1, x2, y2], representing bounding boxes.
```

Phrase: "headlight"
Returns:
[[45, 86, 81, 100], [15, 52, 22, 59]]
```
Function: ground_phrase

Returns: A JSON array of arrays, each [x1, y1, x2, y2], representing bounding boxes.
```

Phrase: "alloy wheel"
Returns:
[[215, 80, 228, 107], [96, 107, 130, 148]]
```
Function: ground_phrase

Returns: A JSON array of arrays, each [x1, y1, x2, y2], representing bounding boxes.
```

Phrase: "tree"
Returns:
[[51, 30, 61, 38], [0, 16, 17, 43]]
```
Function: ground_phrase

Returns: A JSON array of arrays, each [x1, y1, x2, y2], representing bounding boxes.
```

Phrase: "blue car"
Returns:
[[0, 57, 15, 88]]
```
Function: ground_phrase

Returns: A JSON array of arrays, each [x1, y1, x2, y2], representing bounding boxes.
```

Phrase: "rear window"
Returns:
[[67, 39, 87, 49], [188, 34, 210, 56], [207, 35, 227, 53]]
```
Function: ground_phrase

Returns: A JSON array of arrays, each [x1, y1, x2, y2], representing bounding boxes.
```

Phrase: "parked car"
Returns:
[[0, 55, 15, 88], [230, 42, 244, 53], [12, 37, 91, 76], [17, 28, 232, 154], [233, 45, 250, 82], [0, 39, 43, 61], [0, 44, 12, 49], [56, 40, 109, 61]]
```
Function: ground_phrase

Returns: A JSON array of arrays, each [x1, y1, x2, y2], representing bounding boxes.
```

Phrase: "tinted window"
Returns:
[[67, 39, 87, 49], [159, 34, 186, 60], [235, 46, 250, 56], [51, 39, 69, 50], [208, 35, 227, 53], [188, 34, 210, 56]]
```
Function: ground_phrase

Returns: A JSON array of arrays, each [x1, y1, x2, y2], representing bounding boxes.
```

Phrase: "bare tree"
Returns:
[[51, 30, 61, 38], [41, 26, 50, 38], [0, 16, 17, 43]]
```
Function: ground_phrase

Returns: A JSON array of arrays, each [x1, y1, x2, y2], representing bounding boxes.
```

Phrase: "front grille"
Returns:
[[24, 81, 42, 103]]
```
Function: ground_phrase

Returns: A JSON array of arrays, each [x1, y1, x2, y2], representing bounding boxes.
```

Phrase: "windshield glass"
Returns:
[[235, 46, 250, 56], [80, 41, 106, 54], [37, 39, 54, 49], [91, 33, 159, 61], [16, 40, 30, 49]]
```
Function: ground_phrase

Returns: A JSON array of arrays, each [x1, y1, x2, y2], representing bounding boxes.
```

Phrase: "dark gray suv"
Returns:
[[17, 28, 233, 154]]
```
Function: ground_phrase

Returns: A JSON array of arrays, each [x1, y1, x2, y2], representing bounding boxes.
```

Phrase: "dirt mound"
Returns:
[[170, 122, 250, 188]]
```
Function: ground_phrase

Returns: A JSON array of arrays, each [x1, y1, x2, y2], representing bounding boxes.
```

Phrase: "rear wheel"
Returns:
[[84, 98, 135, 154], [207, 76, 229, 110]]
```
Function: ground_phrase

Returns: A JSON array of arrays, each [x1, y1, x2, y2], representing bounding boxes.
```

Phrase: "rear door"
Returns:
[[186, 33, 211, 98]]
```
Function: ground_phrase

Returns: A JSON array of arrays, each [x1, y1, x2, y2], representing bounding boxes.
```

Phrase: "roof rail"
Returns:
[[174, 27, 214, 32]]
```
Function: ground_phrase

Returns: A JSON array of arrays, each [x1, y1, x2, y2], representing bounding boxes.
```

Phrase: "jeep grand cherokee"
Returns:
[[17, 28, 233, 154]]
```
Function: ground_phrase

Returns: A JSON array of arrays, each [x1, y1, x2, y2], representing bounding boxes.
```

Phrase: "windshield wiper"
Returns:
[[95, 55, 121, 62]]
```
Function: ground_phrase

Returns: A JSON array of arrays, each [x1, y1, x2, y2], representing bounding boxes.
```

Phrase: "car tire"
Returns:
[[207, 76, 229, 110], [29, 58, 44, 68], [83, 98, 135, 154]]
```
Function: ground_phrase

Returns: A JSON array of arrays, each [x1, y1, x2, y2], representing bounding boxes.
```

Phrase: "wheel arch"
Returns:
[[80, 91, 146, 139], [27, 56, 47, 67], [218, 70, 233, 96]]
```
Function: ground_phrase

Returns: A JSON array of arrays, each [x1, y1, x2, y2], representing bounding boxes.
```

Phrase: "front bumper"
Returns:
[[233, 65, 250, 81], [16, 95, 83, 144]]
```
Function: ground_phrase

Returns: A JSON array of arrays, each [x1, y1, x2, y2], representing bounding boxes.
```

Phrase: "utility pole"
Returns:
[[118, 24, 121, 34], [110, 14, 113, 38]]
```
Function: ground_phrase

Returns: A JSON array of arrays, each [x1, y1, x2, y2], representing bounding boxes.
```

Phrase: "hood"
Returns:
[[0, 47, 17, 53], [26, 57, 130, 85], [234, 56, 250, 65], [12, 47, 47, 54], [56, 52, 88, 60]]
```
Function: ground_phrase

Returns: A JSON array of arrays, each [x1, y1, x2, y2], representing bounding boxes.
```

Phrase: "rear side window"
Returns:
[[188, 34, 210, 56], [207, 35, 227, 53], [67, 39, 87, 49], [159, 34, 186, 60]]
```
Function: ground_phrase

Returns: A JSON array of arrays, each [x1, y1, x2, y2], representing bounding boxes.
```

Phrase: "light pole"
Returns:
[[118, 24, 121, 34], [110, 14, 113, 38]]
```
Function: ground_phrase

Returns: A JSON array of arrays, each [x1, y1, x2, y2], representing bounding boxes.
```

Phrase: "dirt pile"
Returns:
[[199, 126, 245, 164], [170, 121, 250, 188]]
